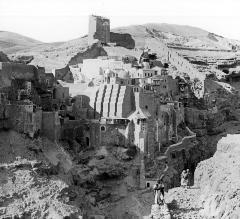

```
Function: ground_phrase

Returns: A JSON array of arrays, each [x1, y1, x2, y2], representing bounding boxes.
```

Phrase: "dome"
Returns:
[[117, 69, 130, 79]]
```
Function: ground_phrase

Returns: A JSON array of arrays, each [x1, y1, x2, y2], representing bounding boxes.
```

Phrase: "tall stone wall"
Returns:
[[53, 65, 74, 83], [42, 112, 60, 141], [88, 15, 110, 45]]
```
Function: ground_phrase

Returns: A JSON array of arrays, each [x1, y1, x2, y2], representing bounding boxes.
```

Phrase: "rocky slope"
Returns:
[[0, 130, 143, 218], [0, 31, 43, 54], [0, 130, 81, 218], [195, 134, 240, 218]]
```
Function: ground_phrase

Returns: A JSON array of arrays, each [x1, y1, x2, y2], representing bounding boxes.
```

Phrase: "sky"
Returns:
[[0, 0, 240, 43]]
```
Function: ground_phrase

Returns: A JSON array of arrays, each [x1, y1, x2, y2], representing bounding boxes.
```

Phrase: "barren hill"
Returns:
[[0, 31, 44, 54], [1, 23, 240, 71]]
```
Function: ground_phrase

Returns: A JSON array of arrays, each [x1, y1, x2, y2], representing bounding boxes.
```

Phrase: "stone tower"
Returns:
[[88, 15, 110, 45]]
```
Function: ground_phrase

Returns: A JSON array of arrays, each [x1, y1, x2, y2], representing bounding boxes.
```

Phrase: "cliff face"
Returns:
[[195, 134, 240, 218]]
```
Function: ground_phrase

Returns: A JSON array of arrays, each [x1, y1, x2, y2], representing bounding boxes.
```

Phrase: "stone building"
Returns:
[[53, 65, 74, 83], [88, 15, 110, 45], [0, 62, 38, 88], [42, 111, 61, 141], [7, 103, 42, 138]]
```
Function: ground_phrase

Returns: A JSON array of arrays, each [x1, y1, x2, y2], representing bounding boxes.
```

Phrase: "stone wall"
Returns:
[[110, 32, 135, 49], [88, 15, 110, 45], [53, 65, 74, 83], [147, 38, 206, 98], [60, 120, 100, 148], [0, 62, 38, 87], [42, 111, 60, 141], [100, 123, 130, 147], [0, 103, 10, 129], [6, 104, 42, 137], [53, 86, 69, 100], [68, 43, 107, 66]]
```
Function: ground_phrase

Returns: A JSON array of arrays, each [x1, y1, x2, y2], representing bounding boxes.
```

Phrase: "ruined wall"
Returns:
[[53, 65, 74, 83], [0, 62, 38, 88], [110, 32, 135, 49], [68, 43, 108, 66], [100, 124, 131, 146]]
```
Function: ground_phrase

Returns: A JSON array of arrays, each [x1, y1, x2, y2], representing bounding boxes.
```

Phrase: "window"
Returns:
[[145, 105, 148, 110], [171, 153, 176, 159], [146, 182, 150, 188], [101, 126, 106, 132], [86, 137, 90, 146]]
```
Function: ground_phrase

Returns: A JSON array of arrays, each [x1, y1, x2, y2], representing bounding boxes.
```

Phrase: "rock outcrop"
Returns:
[[195, 134, 240, 218]]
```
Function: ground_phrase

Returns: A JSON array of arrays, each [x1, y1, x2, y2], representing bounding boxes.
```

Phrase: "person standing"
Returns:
[[181, 169, 188, 187], [186, 169, 190, 188], [153, 179, 165, 205]]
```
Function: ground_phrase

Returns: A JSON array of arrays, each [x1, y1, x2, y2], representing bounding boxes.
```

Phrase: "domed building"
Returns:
[[117, 69, 130, 79]]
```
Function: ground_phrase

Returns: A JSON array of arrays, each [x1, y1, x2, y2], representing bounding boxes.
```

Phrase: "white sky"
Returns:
[[0, 0, 240, 42]]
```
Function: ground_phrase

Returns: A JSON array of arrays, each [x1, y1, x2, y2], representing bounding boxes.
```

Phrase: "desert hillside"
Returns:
[[194, 134, 240, 218], [0, 31, 43, 54], [1, 23, 240, 72]]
